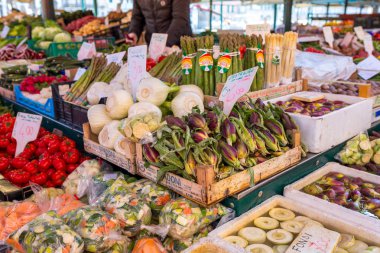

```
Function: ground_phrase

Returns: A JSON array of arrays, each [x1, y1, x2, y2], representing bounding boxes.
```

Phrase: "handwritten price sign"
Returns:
[[106, 51, 126, 65], [77, 42, 96, 60], [219, 67, 258, 115], [246, 24, 270, 43], [149, 33, 168, 61], [128, 45, 147, 100], [12, 113, 42, 156]]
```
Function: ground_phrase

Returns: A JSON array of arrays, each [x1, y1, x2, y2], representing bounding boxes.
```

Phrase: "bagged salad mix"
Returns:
[[7, 211, 84, 253], [63, 159, 102, 199], [159, 198, 229, 240], [127, 179, 172, 216], [95, 176, 152, 236], [88, 171, 137, 204], [63, 206, 129, 253]]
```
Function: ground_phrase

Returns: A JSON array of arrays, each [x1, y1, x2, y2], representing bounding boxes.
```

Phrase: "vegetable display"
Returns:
[[308, 80, 380, 97], [159, 198, 229, 240], [195, 36, 214, 96], [0, 44, 44, 61], [243, 34, 264, 91], [303, 171, 380, 219], [275, 98, 348, 117], [7, 211, 84, 253], [222, 206, 380, 253], [95, 177, 152, 236], [0, 113, 87, 188], [63, 206, 128, 252], [143, 99, 297, 182]]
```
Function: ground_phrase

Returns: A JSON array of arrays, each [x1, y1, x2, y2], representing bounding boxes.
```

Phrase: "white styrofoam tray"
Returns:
[[284, 162, 380, 234], [209, 195, 380, 250], [268, 91, 373, 153]]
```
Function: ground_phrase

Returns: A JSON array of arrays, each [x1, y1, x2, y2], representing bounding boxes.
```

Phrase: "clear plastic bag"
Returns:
[[163, 226, 212, 253], [159, 198, 229, 240], [88, 172, 137, 205], [62, 159, 102, 199], [6, 211, 84, 253], [94, 176, 152, 237], [295, 50, 357, 86], [63, 206, 129, 253], [335, 132, 373, 166], [131, 237, 167, 253], [0, 201, 41, 243], [127, 179, 172, 217]]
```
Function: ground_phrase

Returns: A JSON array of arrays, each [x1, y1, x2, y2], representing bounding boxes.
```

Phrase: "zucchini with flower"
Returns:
[[95, 177, 152, 236], [159, 198, 229, 240], [7, 211, 84, 253], [63, 206, 128, 253]]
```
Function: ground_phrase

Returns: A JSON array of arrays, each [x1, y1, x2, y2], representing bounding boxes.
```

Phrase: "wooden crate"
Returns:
[[204, 79, 306, 107], [209, 195, 380, 247], [136, 131, 302, 206], [0, 86, 15, 101], [284, 162, 380, 234], [83, 123, 136, 174]]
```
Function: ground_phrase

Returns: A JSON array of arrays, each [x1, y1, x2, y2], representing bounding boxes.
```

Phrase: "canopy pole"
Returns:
[[220, 0, 223, 30], [344, 0, 348, 14], [81, 0, 85, 11], [284, 0, 293, 32], [41, 0, 55, 20], [209, 0, 213, 31], [326, 2, 330, 18], [93, 0, 98, 16], [273, 4, 277, 32]]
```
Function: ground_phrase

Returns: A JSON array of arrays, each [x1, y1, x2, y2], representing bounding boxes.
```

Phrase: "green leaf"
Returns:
[[157, 165, 179, 182]]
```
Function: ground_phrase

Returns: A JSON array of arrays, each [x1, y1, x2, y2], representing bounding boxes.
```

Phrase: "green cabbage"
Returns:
[[44, 27, 62, 41], [53, 32, 72, 43], [31, 26, 44, 40]]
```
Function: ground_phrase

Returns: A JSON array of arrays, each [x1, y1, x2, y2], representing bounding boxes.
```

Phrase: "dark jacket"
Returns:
[[129, 0, 192, 46]]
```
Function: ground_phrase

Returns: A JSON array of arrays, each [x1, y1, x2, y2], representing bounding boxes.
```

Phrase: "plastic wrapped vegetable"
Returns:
[[159, 198, 229, 240], [95, 177, 152, 236], [127, 179, 172, 216], [7, 211, 84, 253], [88, 172, 137, 204], [0, 201, 41, 242], [35, 192, 85, 216], [132, 238, 167, 253], [63, 159, 101, 199], [63, 206, 129, 253], [119, 112, 161, 142], [163, 226, 212, 253]]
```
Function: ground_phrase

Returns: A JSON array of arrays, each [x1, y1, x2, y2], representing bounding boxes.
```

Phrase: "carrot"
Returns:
[[183, 207, 192, 215], [62, 245, 71, 253]]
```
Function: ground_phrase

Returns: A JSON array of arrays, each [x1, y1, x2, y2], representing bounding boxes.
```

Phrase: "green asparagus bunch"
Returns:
[[195, 35, 215, 96], [180, 36, 197, 85]]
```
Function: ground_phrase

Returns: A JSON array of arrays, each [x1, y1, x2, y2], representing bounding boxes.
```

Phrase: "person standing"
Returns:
[[126, 0, 192, 47]]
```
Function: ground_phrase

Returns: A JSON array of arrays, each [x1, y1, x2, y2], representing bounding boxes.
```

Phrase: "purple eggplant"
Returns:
[[221, 118, 237, 145], [165, 116, 186, 130], [219, 140, 240, 168], [192, 130, 208, 143], [188, 113, 207, 130], [206, 111, 218, 131], [143, 144, 160, 164]]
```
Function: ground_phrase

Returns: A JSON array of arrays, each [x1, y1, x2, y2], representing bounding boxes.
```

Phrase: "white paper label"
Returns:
[[106, 51, 126, 65], [16, 37, 28, 50], [246, 24, 270, 44], [149, 33, 168, 61], [77, 42, 96, 60], [354, 26, 366, 41], [128, 45, 147, 100], [340, 32, 354, 47], [357, 55, 380, 80], [219, 67, 258, 115], [1, 26, 9, 38], [364, 34, 374, 54], [74, 68, 86, 81], [322, 26, 334, 48], [28, 64, 41, 72], [12, 113, 42, 157]]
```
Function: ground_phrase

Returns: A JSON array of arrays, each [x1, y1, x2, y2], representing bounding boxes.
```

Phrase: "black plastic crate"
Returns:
[[52, 82, 88, 132], [0, 185, 33, 202]]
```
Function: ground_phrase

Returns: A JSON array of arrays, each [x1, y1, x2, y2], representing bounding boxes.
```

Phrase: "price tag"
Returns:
[[357, 55, 380, 80], [12, 113, 42, 157], [219, 67, 258, 115], [28, 64, 41, 72], [292, 92, 325, 102], [322, 26, 334, 48], [149, 33, 168, 61], [74, 68, 86, 81], [128, 45, 147, 100], [354, 26, 366, 41], [77, 42, 96, 60], [364, 34, 374, 54], [106, 51, 126, 65], [286, 224, 340, 253], [1, 26, 9, 38], [246, 24, 270, 44], [340, 32, 354, 47]]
